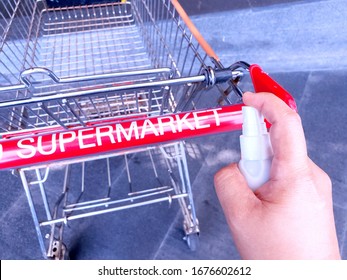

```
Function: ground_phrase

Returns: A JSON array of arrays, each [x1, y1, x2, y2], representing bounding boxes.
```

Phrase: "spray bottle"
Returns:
[[239, 106, 273, 191]]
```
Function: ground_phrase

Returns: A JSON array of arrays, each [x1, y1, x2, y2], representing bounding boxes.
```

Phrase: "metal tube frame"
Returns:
[[0, 0, 245, 258]]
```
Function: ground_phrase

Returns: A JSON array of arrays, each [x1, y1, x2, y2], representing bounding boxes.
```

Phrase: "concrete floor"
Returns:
[[0, 0, 346, 259]]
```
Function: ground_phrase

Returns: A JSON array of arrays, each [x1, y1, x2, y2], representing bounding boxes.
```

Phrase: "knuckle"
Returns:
[[321, 170, 332, 191], [278, 109, 303, 131], [285, 110, 302, 124]]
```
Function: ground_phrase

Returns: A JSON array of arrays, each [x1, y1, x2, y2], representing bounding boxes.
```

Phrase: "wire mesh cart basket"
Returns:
[[0, 0, 296, 259]]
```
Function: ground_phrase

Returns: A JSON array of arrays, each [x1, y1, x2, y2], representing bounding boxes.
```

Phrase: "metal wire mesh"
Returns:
[[0, 0, 220, 259], [0, 0, 219, 134], [0, 0, 41, 86], [39, 3, 151, 77]]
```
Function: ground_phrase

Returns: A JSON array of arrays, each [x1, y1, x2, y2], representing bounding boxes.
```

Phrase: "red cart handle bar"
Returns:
[[0, 65, 297, 170]]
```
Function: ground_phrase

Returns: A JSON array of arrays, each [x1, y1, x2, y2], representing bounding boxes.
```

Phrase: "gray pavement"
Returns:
[[1, 0, 346, 259]]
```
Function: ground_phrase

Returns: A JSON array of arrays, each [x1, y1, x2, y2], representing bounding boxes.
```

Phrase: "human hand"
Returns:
[[214, 92, 341, 259]]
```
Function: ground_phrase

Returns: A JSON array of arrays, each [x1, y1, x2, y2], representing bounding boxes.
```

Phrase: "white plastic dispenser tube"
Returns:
[[239, 106, 273, 191]]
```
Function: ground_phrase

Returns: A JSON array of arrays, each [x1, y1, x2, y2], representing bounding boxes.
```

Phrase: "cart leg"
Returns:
[[178, 142, 198, 225], [177, 142, 200, 251], [19, 170, 48, 259], [47, 221, 69, 260], [185, 232, 200, 251], [163, 142, 200, 250], [45, 165, 71, 260], [19, 167, 70, 260]]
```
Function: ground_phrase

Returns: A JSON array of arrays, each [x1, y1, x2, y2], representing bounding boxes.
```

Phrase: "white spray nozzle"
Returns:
[[242, 106, 264, 136]]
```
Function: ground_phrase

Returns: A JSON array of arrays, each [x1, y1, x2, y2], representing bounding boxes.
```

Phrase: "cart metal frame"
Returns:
[[0, 0, 296, 259]]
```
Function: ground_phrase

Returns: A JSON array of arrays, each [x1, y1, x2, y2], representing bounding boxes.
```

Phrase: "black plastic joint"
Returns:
[[214, 69, 234, 84], [203, 66, 235, 88]]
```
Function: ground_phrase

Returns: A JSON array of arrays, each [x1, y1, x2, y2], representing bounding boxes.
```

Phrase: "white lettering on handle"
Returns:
[[11, 108, 224, 162], [193, 111, 210, 129], [78, 128, 96, 149], [116, 122, 139, 142], [96, 126, 116, 146], [140, 119, 159, 139], [176, 112, 195, 132], [37, 134, 57, 155], [17, 137, 36, 159], [157, 116, 177, 135], [59, 131, 76, 152]]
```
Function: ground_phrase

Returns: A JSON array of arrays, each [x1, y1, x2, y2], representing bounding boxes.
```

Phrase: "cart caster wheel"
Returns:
[[186, 233, 199, 251], [50, 240, 70, 260]]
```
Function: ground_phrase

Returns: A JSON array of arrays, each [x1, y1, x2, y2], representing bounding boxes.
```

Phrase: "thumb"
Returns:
[[214, 163, 258, 221]]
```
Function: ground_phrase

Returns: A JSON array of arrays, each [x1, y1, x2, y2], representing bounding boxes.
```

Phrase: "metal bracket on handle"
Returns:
[[202, 61, 250, 89], [210, 60, 297, 112]]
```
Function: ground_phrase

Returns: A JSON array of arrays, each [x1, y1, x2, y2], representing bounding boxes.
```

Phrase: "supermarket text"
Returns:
[[15, 108, 222, 160]]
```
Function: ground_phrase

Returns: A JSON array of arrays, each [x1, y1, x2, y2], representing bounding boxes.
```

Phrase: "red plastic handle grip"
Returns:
[[0, 65, 296, 170], [249, 64, 297, 111]]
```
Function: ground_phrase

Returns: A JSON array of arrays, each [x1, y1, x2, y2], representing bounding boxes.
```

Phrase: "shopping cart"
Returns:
[[0, 0, 296, 259]]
